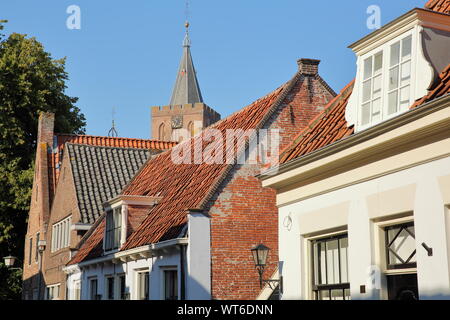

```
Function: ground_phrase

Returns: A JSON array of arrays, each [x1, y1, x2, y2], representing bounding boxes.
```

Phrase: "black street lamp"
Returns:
[[250, 244, 282, 291]]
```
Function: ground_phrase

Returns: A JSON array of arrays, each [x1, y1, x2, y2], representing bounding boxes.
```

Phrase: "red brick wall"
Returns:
[[209, 70, 335, 300], [127, 205, 151, 237], [23, 113, 55, 299]]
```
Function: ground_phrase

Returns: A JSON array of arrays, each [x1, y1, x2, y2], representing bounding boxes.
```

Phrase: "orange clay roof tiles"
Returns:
[[280, 63, 450, 165], [68, 80, 296, 264], [120, 84, 288, 250], [425, 0, 450, 14], [280, 80, 355, 164]]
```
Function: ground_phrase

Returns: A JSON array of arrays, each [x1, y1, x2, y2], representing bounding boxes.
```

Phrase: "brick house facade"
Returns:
[[22, 113, 175, 300], [66, 58, 336, 300]]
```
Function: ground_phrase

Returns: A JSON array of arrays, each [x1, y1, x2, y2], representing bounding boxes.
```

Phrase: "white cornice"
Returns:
[[102, 195, 163, 208], [261, 94, 450, 188], [349, 8, 450, 56], [67, 238, 189, 269]]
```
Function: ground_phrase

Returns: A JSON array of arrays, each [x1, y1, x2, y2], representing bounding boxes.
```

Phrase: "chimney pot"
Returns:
[[297, 58, 320, 76]]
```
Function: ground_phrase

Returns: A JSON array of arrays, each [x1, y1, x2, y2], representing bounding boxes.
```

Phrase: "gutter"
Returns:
[[259, 93, 450, 180], [65, 238, 189, 270]]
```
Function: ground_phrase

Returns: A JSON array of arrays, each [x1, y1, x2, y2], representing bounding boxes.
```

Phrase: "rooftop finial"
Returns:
[[108, 107, 118, 137], [183, 0, 191, 47]]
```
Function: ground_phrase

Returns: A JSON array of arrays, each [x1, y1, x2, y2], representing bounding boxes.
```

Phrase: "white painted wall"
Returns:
[[66, 249, 182, 300], [186, 213, 211, 299], [279, 156, 450, 300], [66, 219, 214, 301]]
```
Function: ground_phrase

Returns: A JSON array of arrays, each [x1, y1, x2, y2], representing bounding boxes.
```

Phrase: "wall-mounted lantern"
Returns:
[[250, 244, 282, 291]]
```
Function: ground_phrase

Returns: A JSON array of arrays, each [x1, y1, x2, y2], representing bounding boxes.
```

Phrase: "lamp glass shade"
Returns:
[[4, 256, 16, 267], [251, 244, 270, 267]]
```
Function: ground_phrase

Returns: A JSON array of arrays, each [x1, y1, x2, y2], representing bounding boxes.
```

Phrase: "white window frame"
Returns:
[[373, 215, 416, 300], [104, 204, 126, 253], [51, 215, 72, 252], [357, 30, 416, 131], [73, 280, 81, 300], [135, 268, 150, 300], [45, 283, 61, 300]]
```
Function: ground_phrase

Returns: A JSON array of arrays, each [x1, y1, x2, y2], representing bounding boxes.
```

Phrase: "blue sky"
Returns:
[[0, 0, 426, 139]]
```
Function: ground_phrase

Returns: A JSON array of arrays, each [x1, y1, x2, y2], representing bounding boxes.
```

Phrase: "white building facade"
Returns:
[[261, 7, 450, 300], [64, 206, 211, 300]]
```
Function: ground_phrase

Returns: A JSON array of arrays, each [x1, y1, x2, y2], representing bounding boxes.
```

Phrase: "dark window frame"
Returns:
[[35, 232, 40, 262], [164, 269, 178, 300], [28, 237, 33, 265], [106, 276, 115, 300], [105, 207, 122, 251], [385, 221, 417, 270], [90, 278, 98, 300], [311, 233, 350, 300]]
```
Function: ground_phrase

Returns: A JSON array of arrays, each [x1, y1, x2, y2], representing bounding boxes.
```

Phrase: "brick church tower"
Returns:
[[151, 23, 220, 141]]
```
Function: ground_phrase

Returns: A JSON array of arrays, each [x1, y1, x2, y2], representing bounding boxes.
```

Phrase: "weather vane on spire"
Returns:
[[182, 0, 191, 47], [185, 0, 190, 31], [108, 107, 118, 137]]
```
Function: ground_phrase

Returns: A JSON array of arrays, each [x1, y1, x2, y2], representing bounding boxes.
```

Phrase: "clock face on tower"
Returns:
[[171, 115, 183, 129]]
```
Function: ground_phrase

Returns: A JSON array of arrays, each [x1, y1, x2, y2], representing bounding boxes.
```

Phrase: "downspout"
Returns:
[[179, 244, 186, 300]]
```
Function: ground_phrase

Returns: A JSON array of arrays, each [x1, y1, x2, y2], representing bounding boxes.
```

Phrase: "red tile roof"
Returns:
[[280, 80, 355, 163], [69, 78, 304, 264], [68, 216, 106, 265], [280, 63, 450, 165], [425, 0, 450, 14], [121, 84, 288, 249], [48, 135, 177, 203]]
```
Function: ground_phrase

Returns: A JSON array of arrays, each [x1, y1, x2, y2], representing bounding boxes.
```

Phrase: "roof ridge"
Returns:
[[65, 142, 155, 152], [56, 133, 176, 144], [196, 72, 304, 210]]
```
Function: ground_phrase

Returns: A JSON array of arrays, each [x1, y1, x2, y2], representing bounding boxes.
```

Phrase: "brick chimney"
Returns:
[[37, 112, 55, 146], [297, 58, 320, 76]]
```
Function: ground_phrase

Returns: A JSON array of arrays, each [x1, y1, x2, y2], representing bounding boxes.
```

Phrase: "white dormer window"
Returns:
[[345, 8, 450, 132], [105, 206, 122, 251], [359, 33, 414, 129], [102, 195, 163, 253]]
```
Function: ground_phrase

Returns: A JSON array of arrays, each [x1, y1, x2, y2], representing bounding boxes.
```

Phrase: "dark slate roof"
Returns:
[[66, 143, 154, 224]]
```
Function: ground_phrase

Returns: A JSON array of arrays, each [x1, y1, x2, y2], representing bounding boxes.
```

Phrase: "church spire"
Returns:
[[169, 21, 204, 106]]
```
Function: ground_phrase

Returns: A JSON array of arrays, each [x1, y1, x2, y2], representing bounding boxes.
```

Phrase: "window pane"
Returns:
[[399, 86, 410, 109], [400, 61, 411, 87], [402, 36, 412, 61], [364, 57, 373, 80], [318, 290, 330, 300], [388, 91, 398, 115], [313, 242, 319, 285], [388, 226, 416, 265], [326, 239, 339, 285], [374, 52, 383, 74], [373, 75, 382, 99], [389, 66, 399, 91], [372, 98, 381, 117], [331, 289, 344, 300], [319, 242, 327, 285], [361, 102, 371, 125], [340, 237, 349, 284], [390, 41, 400, 67], [362, 80, 372, 102], [344, 288, 351, 300]]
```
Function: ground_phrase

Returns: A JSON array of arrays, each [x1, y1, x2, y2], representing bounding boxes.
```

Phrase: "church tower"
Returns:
[[151, 22, 220, 141]]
